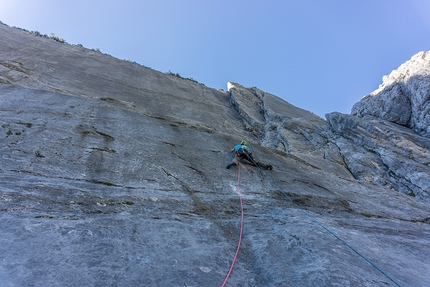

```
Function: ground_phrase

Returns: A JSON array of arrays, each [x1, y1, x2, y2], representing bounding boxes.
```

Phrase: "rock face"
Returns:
[[1, 23, 429, 287], [324, 51, 430, 202], [351, 51, 430, 138], [326, 112, 430, 201]]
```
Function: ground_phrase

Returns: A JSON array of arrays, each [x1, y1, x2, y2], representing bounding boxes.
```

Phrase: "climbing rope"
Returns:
[[247, 156, 403, 287], [221, 163, 244, 287]]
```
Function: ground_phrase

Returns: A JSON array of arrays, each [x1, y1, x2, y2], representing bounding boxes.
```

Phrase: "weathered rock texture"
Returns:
[[326, 112, 430, 201], [1, 23, 429, 286], [324, 51, 430, 202], [352, 51, 430, 137]]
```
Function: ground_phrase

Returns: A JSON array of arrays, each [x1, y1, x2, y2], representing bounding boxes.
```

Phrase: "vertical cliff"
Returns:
[[1, 23, 429, 286]]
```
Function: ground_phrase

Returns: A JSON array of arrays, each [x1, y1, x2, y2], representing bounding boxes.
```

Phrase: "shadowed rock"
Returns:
[[352, 51, 430, 137]]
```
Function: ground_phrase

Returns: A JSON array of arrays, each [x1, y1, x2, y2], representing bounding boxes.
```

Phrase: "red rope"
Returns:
[[221, 163, 244, 287]]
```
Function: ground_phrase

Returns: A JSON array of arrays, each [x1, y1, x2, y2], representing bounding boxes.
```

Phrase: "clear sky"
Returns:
[[1, 0, 429, 117]]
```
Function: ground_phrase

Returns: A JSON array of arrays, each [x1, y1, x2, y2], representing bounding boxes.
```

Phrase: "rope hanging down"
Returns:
[[246, 156, 403, 287], [221, 164, 244, 287]]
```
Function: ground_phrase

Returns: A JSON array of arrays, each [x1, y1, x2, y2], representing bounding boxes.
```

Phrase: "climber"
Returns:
[[226, 140, 273, 170]]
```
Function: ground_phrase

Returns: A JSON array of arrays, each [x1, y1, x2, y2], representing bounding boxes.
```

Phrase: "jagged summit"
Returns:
[[1, 23, 429, 286], [352, 51, 430, 137]]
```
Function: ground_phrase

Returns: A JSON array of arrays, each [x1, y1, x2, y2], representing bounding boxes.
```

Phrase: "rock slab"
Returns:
[[0, 23, 429, 287]]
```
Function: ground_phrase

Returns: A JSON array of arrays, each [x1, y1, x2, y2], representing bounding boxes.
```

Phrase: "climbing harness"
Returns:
[[221, 163, 244, 287], [245, 156, 403, 287]]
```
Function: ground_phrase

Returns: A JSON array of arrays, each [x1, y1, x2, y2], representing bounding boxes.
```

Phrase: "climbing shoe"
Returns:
[[226, 163, 233, 169], [267, 164, 273, 170]]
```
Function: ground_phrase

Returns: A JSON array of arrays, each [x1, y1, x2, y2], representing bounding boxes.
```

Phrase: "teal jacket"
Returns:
[[233, 144, 251, 153]]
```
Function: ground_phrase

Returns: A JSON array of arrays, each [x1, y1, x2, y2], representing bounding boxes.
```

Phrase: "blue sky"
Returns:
[[1, 0, 429, 118]]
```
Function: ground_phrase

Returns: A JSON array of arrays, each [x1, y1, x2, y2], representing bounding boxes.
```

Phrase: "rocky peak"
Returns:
[[351, 51, 430, 137], [325, 51, 430, 202]]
